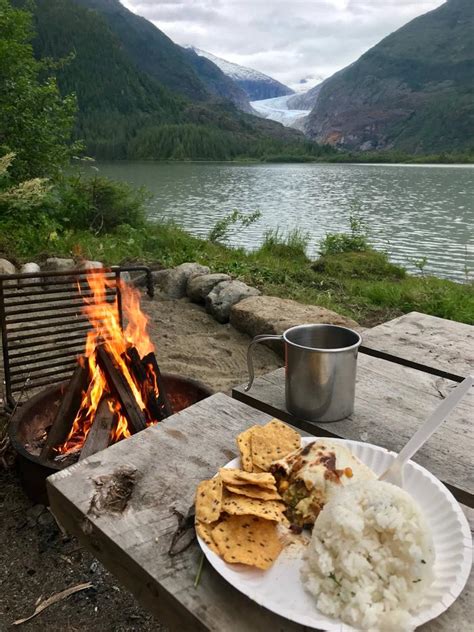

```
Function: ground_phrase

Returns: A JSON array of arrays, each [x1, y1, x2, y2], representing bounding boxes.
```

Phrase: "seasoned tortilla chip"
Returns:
[[195, 520, 220, 555], [225, 483, 282, 501], [250, 421, 301, 471], [236, 425, 259, 472], [195, 476, 223, 524], [219, 468, 277, 489], [211, 515, 283, 569], [221, 492, 285, 522]]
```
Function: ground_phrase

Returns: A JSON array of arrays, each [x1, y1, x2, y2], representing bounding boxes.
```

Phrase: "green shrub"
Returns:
[[319, 213, 369, 256], [313, 250, 406, 281], [258, 227, 310, 261], [208, 209, 261, 244], [57, 175, 148, 234]]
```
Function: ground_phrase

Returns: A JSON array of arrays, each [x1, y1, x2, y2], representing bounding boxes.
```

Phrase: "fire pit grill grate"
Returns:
[[0, 265, 153, 411]]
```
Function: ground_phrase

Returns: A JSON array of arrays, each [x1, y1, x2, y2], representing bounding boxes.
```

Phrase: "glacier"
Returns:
[[250, 94, 310, 127]]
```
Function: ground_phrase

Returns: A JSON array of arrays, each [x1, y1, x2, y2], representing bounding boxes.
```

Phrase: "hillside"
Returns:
[[13, 0, 319, 161], [190, 48, 294, 100], [304, 0, 474, 152]]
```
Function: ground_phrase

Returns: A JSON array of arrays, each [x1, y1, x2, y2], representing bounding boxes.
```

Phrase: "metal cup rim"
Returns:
[[283, 323, 361, 353]]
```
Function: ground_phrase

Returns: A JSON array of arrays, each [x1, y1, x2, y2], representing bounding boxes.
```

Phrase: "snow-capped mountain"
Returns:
[[189, 47, 293, 101]]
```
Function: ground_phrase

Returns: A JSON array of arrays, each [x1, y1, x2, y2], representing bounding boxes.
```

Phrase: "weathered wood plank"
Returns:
[[48, 394, 305, 631], [47, 392, 472, 632], [360, 311, 473, 380], [233, 354, 473, 506]]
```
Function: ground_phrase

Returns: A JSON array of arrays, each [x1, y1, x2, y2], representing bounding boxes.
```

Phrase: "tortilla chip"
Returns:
[[250, 421, 301, 471], [225, 483, 282, 501], [195, 476, 223, 524], [221, 492, 285, 522], [195, 520, 220, 555], [236, 426, 259, 472], [219, 468, 277, 489], [211, 515, 283, 569]]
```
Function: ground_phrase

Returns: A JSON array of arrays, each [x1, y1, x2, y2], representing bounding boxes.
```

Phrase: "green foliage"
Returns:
[[57, 174, 148, 234], [313, 251, 406, 281], [319, 213, 370, 256], [208, 209, 262, 244], [0, 0, 77, 181], [411, 256, 429, 276], [258, 228, 310, 261]]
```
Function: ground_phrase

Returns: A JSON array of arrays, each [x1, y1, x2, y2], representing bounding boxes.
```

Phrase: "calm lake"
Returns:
[[93, 162, 474, 282]]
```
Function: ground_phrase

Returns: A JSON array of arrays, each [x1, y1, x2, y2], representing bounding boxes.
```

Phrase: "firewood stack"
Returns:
[[41, 343, 172, 463]]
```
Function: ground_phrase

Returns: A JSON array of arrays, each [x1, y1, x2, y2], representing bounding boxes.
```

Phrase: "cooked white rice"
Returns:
[[302, 480, 434, 631]]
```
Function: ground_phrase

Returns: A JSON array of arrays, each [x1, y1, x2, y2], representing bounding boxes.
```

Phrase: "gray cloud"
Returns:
[[122, 0, 445, 90]]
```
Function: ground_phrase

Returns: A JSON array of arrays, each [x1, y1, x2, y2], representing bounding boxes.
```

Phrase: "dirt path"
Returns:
[[0, 295, 280, 631]]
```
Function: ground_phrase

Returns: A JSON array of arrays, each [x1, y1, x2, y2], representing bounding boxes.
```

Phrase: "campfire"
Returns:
[[39, 269, 173, 464]]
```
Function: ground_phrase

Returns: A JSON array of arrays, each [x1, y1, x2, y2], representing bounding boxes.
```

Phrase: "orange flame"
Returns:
[[57, 270, 156, 455]]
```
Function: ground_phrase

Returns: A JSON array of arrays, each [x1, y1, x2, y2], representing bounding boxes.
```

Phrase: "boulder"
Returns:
[[44, 257, 75, 272], [0, 258, 15, 275], [19, 262, 41, 289], [159, 263, 210, 299], [206, 280, 260, 324], [187, 273, 231, 303], [80, 260, 103, 270], [230, 295, 359, 354]]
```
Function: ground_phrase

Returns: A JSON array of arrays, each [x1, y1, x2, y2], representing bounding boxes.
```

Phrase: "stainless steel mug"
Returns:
[[245, 324, 362, 422]]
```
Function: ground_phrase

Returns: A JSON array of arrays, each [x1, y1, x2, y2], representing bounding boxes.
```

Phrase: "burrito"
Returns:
[[271, 440, 375, 528]]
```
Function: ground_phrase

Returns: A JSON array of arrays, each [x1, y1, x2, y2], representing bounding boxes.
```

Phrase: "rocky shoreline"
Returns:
[[0, 257, 359, 342]]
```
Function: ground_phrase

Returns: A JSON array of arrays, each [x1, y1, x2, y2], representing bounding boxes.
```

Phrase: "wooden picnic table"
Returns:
[[47, 312, 473, 630], [359, 311, 473, 381], [47, 392, 472, 632]]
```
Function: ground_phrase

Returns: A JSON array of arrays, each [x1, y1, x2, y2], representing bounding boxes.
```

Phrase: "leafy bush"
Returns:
[[313, 250, 406, 281], [258, 228, 310, 261], [58, 175, 148, 234], [208, 210, 261, 244], [319, 214, 369, 256]]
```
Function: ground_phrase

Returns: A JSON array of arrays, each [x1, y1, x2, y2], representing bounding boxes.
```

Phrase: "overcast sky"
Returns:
[[121, 0, 445, 91]]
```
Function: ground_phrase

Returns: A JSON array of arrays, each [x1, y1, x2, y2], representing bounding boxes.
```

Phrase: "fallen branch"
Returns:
[[13, 582, 93, 626]]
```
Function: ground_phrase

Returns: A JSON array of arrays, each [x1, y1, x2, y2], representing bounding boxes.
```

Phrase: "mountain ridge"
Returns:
[[304, 0, 474, 152], [190, 47, 294, 100]]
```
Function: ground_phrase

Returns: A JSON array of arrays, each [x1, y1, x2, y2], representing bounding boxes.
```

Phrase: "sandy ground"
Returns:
[[0, 294, 280, 631]]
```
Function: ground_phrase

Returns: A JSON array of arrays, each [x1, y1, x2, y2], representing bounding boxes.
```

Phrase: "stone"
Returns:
[[161, 263, 210, 299], [205, 280, 260, 324], [19, 262, 41, 289], [230, 295, 359, 354], [44, 257, 75, 272], [0, 258, 15, 275], [187, 273, 231, 303], [80, 260, 103, 270]]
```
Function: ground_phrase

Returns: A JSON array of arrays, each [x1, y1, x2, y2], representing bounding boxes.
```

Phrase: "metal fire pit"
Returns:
[[9, 374, 213, 504]]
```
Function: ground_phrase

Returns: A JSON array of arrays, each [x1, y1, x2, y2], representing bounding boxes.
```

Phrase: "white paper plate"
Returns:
[[197, 437, 472, 631]]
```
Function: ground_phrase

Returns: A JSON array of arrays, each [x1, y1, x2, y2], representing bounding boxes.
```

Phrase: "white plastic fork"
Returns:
[[379, 375, 473, 487]]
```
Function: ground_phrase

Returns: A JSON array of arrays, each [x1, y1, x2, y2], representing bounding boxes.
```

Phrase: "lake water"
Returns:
[[93, 161, 474, 281]]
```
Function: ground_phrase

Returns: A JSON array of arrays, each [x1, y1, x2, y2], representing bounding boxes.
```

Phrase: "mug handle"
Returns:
[[245, 334, 283, 392]]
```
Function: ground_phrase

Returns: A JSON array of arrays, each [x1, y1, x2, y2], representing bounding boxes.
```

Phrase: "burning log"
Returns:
[[40, 360, 90, 461], [79, 397, 115, 461], [142, 351, 173, 419], [96, 344, 147, 434], [124, 346, 170, 422]]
